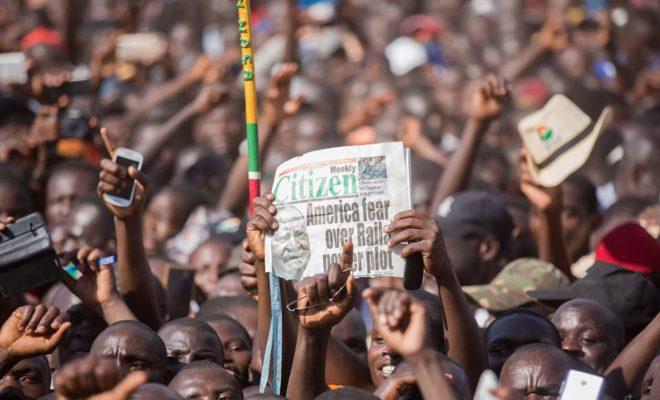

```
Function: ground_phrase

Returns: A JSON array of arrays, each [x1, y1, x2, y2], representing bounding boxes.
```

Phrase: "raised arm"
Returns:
[[386, 211, 486, 389], [500, 19, 567, 80], [430, 75, 510, 214], [124, 56, 212, 129], [364, 288, 455, 400], [519, 148, 573, 279], [245, 194, 299, 392], [605, 313, 660, 399], [135, 84, 227, 167], [60, 246, 136, 325], [97, 128, 163, 330], [216, 63, 300, 216], [0, 305, 70, 378], [287, 246, 356, 400]]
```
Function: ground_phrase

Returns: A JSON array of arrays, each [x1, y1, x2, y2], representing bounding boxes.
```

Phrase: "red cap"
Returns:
[[595, 222, 660, 275], [21, 27, 65, 52]]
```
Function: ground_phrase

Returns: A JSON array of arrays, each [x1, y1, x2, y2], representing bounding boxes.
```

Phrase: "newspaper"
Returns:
[[265, 142, 411, 281]]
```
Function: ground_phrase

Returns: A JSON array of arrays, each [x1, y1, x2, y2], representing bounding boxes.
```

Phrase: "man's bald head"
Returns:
[[500, 343, 575, 399], [91, 321, 167, 383]]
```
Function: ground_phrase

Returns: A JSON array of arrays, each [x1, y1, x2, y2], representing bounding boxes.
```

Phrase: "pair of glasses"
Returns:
[[285, 268, 352, 313]]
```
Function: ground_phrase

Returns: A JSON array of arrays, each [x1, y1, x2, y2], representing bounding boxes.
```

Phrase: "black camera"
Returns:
[[59, 107, 93, 140], [0, 213, 60, 298]]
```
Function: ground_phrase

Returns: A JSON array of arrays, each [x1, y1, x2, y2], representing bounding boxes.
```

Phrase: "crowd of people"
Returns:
[[0, 0, 659, 399]]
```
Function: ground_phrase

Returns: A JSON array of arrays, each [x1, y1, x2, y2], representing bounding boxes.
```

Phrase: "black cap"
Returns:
[[436, 191, 514, 245], [528, 261, 660, 339]]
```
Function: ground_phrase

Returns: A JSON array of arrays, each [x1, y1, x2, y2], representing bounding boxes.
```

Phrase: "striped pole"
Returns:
[[236, 0, 260, 214]]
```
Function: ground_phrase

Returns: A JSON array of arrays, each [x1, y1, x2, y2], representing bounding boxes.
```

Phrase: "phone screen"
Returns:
[[112, 156, 140, 200]]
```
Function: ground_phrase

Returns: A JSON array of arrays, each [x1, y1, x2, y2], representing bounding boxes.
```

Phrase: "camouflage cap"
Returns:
[[462, 258, 570, 312]]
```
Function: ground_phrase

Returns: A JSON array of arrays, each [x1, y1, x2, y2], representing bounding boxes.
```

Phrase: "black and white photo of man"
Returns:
[[271, 206, 310, 280]]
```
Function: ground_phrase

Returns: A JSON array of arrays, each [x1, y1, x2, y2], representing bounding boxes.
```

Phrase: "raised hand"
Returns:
[[465, 74, 511, 122], [239, 239, 258, 300], [60, 246, 120, 312], [0, 305, 70, 360], [363, 289, 431, 358], [384, 210, 451, 279], [245, 194, 278, 261], [518, 148, 561, 213], [187, 55, 213, 83], [55, 356, 147, 400], [536, 19, 569, 52], [191, 83, 228, 114], [296, 241, 356, 332], [97, 127, 148, 220], [263, 63, 302, 127]]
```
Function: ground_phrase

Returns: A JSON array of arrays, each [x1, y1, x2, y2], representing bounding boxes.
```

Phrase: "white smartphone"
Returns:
[[103, 148, 143, 208], [0, 52, 28, 84], [559, 370, 604, 400], [474, 369, 500, 400]]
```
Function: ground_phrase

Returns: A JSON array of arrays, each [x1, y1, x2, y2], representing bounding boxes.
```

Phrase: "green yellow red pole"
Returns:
[[236, 0, 260, 214]]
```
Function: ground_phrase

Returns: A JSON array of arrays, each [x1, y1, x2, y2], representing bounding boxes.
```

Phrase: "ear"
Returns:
[[478, 236, 500, 262]]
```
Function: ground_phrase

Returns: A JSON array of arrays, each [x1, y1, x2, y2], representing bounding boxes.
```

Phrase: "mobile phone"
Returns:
[[559, 370, 604, 400], [103, 148, 143, 208], [0, 52, 28, 84], [474, 370, 500, 400], [115, 33, 167, 64]]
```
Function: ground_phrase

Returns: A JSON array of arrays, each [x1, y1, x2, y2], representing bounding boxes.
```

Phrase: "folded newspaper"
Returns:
[[265, 142, 411, 281]]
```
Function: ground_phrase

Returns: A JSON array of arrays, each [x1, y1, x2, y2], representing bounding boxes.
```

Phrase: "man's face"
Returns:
[[90, 325, 166, 383], [485, 314, 561, 376], [158, 325, 224, 379], [189, 241, 231, 296], [208, 319, 252, 386], [551, 304, 620, 373], [192, 106, 242, 156], [0, 357, 50, 400], [271, 209, 310, 275], [46, 170, 96, 226], [143, 191, 184, 255], [500, 352, 570, 400], [63, 205, 110, 252], [561, 183, 596, 260], [0, 182, 30, 220], [367, 330, 402, 387], [169, 368, 243, 400]]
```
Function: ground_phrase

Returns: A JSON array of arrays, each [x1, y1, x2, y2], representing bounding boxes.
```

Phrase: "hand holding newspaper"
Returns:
[[266, 142, 411, 281]]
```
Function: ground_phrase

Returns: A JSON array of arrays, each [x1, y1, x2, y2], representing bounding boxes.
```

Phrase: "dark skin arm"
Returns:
[[216, 63, 300, 216], [364, 289, 455, 400], [430, 75, 510, 214], [97, 128, 163, 331], [135, 84, 226, 167], [0, 305, 70, 377], [519, 148, 573, 279], [246, 195, 372, 391], [283, 0, 298, 64], [605, 313, 660, 399], [245, 194, 299, 393], [386, 211, 486, 389], [287, 249, 356, 400], [124, 56, 212, 129], [500, 19, 567, 80], [60, 246, 136, 325]]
